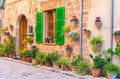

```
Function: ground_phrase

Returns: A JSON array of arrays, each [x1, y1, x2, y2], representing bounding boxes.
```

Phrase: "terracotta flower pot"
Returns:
[[27, 57, 32, 63], [71, 66, 77, 72], [22, 57, 27, 62], [4, 53, 9, 57], [40, 61, 45, 65], [84, 32, 91, 38], [70, 38, 76, 42], [9, 54, 13, 58], [65, 51, 72, 57], [95, 43, 102, 52], [61, 65, 66, 71], [52, 61, 58, 69], [95, 22, 101, 29], [92, 68, 101, 77], [113, 35, 120, 43], [45, 62, 51, 67]]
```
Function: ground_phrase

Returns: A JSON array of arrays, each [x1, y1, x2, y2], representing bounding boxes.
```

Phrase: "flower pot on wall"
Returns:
[[113, 35, 120, 43], [65, 50, 72, 57], [95, 22, 101, 29], [84, 32, 91, 38], [92, 68, 101, 77], [95, 43, 102, 51]]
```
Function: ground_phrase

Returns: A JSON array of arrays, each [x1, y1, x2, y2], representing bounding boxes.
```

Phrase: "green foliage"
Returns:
[[107, 43, 120, 55], [48, 51, 60, 62], [24, 36, 33, 43], [0, 27, 4, 36], [35, 51, 46, 62], [76, 61, 90, 75], [18, 48, 28, 57], [65, 45, 73, 52], [71, 55, 82, 66], [0, 43, 4, 56], [89, 54, 105, 68], [113, 30, 120, 35], [62, 25, 70, 33], [84, 29, 91, 33], [4, 32, 10, 35], [89, 36, 103, 45], [58, 57, 69, 66], [103, 63, 120, 74], [67, 31, 79, 40]]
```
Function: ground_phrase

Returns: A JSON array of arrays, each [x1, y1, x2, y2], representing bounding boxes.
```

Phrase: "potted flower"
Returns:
[[44, 36, 51, 43], [89, 36, 103, 52], [113, 30, 120, 42], [84, 29, 91, 38], [71, 55, 82, 72], [25, 36, 33, 44], [44, 53, 53, 67], [67, 31, 79, 42], [58, 57, 69, 71], [95, 17, 101, 29], [9, 25, 13, 32], [103, 63, 120, 79], [65, 45, 73, 57], [89, 54, 105, 77], [35, 51, 46, 65], [70, 16, 78, 27], [25, 50, 32, 63]]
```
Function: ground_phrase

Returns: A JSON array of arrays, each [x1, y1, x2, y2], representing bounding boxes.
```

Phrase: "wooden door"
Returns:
[[19, 16, 27, 49]]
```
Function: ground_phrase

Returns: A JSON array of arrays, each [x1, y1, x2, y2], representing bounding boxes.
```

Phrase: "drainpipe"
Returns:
[[110, 0, 114, 60], [80, 0, 83, 59]]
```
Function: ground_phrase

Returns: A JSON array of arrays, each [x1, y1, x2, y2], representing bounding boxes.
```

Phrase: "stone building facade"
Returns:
[[3, 0, 120, 65]]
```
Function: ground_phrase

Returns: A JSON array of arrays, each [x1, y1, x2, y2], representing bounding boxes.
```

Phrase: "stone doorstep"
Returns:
[[0, 57, 106, 79]]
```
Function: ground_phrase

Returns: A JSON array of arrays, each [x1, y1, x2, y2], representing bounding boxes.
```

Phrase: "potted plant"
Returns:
[[95, 17, 101, 29], [35, 51, 46, 65], [44, 53, 53, 67], [76, 61, 90, 75], [67, 31, 79, 42], [113, 30, 120, 43], [31, 46, 38, 64], [4, 31, 10, 38], [71, 55, 82, 72], [62, 25, 71, 34], [84, 29, 91, 38], [89, 36, 103, 52], [103, 63, 120, 79], [58, 57, 69, 71], [70, 16, 78, 27], [44, 36, 51, 43], [25, 36, 33, 44], [89, 54, 105, 77], [25, 50, 32, 63], [9, 25, 13, 32], [65, 45, 73, 57], [49, 51, 60, 69]]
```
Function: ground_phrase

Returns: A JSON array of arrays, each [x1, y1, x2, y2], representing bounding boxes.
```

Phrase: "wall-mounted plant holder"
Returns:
[[113, 30, 120, 42], [70, 16, 78, 27], [9, 25, 13, 32], [94, 17, 101, 29], [4, 31, 10, 38], [27, 25, 34, 36], [84, 29, 91, 38]]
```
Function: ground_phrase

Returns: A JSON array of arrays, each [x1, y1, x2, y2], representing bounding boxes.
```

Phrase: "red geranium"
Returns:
[[73, 16, 77, 18], [96, 17, 100, 20]]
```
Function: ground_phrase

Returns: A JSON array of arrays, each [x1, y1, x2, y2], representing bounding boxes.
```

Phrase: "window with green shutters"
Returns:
[[35, 11, 43, 44], [55, 7, 65, 45], [35, 6, 65, 45]]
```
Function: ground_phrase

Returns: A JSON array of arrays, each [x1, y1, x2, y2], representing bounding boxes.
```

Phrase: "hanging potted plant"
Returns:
[[113, 30, 120, 43], [65, 45, 73, 57], [25, 36, 33, 44], [89, 36, 103, 52], [84, 29, 91, 38], [70, 16, 78, 27], [95, 17, 101, 29], [9, 25, 13, 32], [67, 31, 79, 42], [103, 63, 120, 79], [89, 54, 105, 77], [4, 31, 10, 38]]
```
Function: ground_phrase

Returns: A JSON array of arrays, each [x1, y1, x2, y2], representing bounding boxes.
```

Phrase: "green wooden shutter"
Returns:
[[55, 7, 65, 45], [35, 11, 43, 44]]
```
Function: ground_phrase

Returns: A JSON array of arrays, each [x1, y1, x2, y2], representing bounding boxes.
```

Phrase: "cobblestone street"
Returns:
[[0, 58, 78, 79]]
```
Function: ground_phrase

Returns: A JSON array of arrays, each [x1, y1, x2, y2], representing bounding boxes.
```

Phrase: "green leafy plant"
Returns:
[[17, 48, 28, 58], [107, 43, 120, 55], [89, 54, 105, 69], [103, 63, 120, 75], [35, 51, 46, 62], [89, 36, 103, 45], [58, 57, 69, 66], [71, 55, 82, 66], [62, 25, 70, 33], [95, 17, 101, 22], [67, 31, 79, 40], [76, 61, 90, 75], [65, 45, 73, 52], [49, 51, 60, 62], [25, 36, 33, 43], [84, 29, 91, 33]]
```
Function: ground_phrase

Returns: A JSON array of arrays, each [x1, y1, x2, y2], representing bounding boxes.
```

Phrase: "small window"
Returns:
[[44, 10, 56, 44]]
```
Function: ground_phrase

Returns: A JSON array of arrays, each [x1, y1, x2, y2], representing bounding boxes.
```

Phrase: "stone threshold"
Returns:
[[0, 57, 106, 79]]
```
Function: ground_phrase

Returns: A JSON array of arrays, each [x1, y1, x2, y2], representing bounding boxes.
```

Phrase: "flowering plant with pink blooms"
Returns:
[[95, 17, 101, 22], [65, 45, 73, 52]]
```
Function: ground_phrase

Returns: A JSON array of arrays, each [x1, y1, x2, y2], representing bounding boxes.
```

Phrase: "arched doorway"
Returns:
[[19, 15, 27, 49]]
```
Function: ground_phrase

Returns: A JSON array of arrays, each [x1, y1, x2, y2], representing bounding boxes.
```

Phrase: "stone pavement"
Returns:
[[0, 58, 106, 79]]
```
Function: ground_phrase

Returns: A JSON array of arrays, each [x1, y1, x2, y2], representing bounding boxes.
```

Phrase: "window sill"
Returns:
[[43, 43, 56, 46]]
